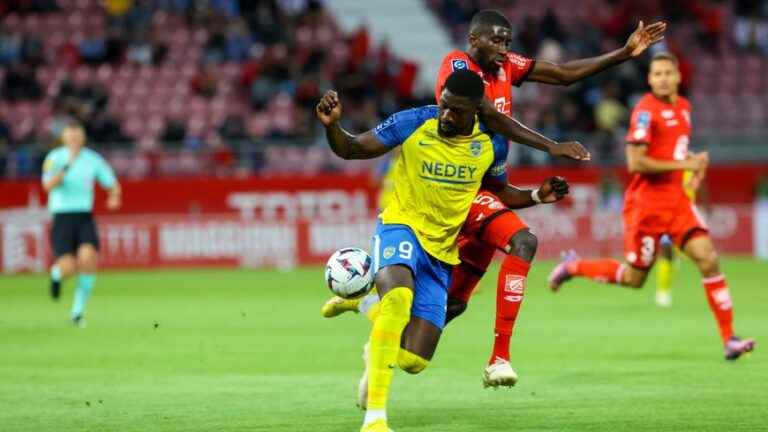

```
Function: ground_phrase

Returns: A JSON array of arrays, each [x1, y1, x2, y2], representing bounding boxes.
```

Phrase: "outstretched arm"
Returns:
[[483, 176, 570, 209], [478, 100, 590, 161], [527, 21, 666, 86], [626, 144, 707, 175], [316, 90, 391, 160]]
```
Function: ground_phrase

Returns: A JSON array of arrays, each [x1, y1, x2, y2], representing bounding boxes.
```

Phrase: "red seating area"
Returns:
[[0, 1, 250, 144]]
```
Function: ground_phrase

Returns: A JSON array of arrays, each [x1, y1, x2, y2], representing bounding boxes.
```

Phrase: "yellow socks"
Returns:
[[656, 256, 674, 295], [655, 256, 674, 307], [359, 288, 382, 322], [366, 287, 413, 411], [397, 349, 429, 374]]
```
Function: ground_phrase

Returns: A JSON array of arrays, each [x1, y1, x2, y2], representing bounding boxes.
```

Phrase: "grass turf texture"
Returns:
[[0, 257, 766, 432]]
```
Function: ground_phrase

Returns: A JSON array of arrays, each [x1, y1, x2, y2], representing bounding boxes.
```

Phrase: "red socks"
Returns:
[[702, 274, 734, 343], [490, 255, 530, 364], [568, 258, 625, 284]]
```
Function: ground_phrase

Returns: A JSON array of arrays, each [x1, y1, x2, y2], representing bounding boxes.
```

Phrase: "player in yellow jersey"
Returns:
[[655, 167, 706, 307], [372, 147, 400, 211], [316, 70, 569, 432]]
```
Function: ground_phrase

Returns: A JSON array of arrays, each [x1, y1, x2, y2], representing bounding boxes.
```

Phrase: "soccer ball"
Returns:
[[324, 247, 375, 299]]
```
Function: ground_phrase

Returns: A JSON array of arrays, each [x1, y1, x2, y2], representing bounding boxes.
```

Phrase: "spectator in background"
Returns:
[[20, 33, 45, 67], [126, 33, 152, 65], [1, 63, 42, 101], [104, 26, 128, 63], [2, 0, 60, 14], [210, 0, 239, 18], [594, 82, 628, 163], [242, 0, 284, 45], [0, 118, 12, 177], [0, 28, 22, 65], [225, 18, 251, 61], [218, 114, 249, 148], [159, 118, 187, 149], [104, 0, 133, 20], [87, 111, 131, 149], [190, 62, 219, 98], [79, 29, 107, 65], [125, 28, 166, 65], [203, 24, 227, 63], [207, 133, 235, 176], [733, 0, 768, 53], [248, 43, 293, 109]]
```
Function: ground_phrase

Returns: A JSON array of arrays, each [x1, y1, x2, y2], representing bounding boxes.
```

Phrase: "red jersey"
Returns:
[[625, 93, 693, 206], [435, 50, 535, 116]]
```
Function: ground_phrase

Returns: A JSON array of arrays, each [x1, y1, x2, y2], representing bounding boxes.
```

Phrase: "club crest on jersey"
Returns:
[[636, 111, 651, 129], [470, 140, 482, 157], [452, 59, 468, 71], [383, 246, 395, 260]]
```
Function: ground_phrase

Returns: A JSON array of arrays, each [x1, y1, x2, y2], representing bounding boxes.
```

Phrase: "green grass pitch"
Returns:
[[1, 257, 766, 431]]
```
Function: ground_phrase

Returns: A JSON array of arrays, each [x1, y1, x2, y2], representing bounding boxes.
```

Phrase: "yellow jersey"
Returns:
[[375, 148, 400, 210], [373, 106, 508, 264]]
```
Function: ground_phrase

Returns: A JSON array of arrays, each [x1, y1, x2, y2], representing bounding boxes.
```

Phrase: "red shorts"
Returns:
[[455, 190, 528, 272], [623, 196, 708, 269]]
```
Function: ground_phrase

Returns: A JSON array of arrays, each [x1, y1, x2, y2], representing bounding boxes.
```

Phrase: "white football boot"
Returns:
[[655, 290, 672, 307], [482, 357, 519, 388]]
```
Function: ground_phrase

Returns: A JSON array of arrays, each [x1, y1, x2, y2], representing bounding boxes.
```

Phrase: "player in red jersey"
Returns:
[[433, 10, 666, 387], [322, 10, 666, 389], [548, 53, 755, 361]]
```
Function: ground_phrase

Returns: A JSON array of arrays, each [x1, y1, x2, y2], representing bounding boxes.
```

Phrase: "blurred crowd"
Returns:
[[0, 0, 426, 178], [430, 0, 768, 164], [0, 0, 766, 178]]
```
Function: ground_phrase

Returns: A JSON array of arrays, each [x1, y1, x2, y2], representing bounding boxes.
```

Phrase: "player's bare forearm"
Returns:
[[627, 153, 696, 174], [479, 102, 590, 161], [323, 123, 389, 160], [527, 21, 665, 86], [528, 48, 629, 86], [626, 145, 701, 174], [496, 185, 538, 209], [106, 183, 122, 210], [484, 176, 570, 208], [43, 171, 66, 192], [479, 102, 553, 152], [317, 90, 390, 160], [108, 183, 121, 197]]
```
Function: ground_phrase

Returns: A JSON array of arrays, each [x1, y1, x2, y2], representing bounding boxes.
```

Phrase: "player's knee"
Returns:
[[379, 287, 413, 325], [445, 297, 467, 324], [76, 246, 98, 272], [397, 349, 429, 375], [622, 267, 647, 288], [57, 256, 77, 277], [509, 230, 537, 262], [694, 250, 720, 275]]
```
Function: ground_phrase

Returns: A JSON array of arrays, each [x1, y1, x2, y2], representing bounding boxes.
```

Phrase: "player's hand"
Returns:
[[106, 194, 121, 211], [316, 90, 342, 126], [624, 21, 667, 57], [537, 176, 569, 204], [686, 171, 705, 192], [687, 151, 709, 172], [550, 141, 591, 161]]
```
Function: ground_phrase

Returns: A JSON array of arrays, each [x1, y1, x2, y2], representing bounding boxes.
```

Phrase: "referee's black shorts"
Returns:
[[50, 212, 100, 258]]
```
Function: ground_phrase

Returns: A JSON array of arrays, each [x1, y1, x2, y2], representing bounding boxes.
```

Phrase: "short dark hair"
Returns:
[[469, 9, 511, 35], [444, 70, 485, 101], [62, 118, 84, 130], [651, 52, 679, 66]]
